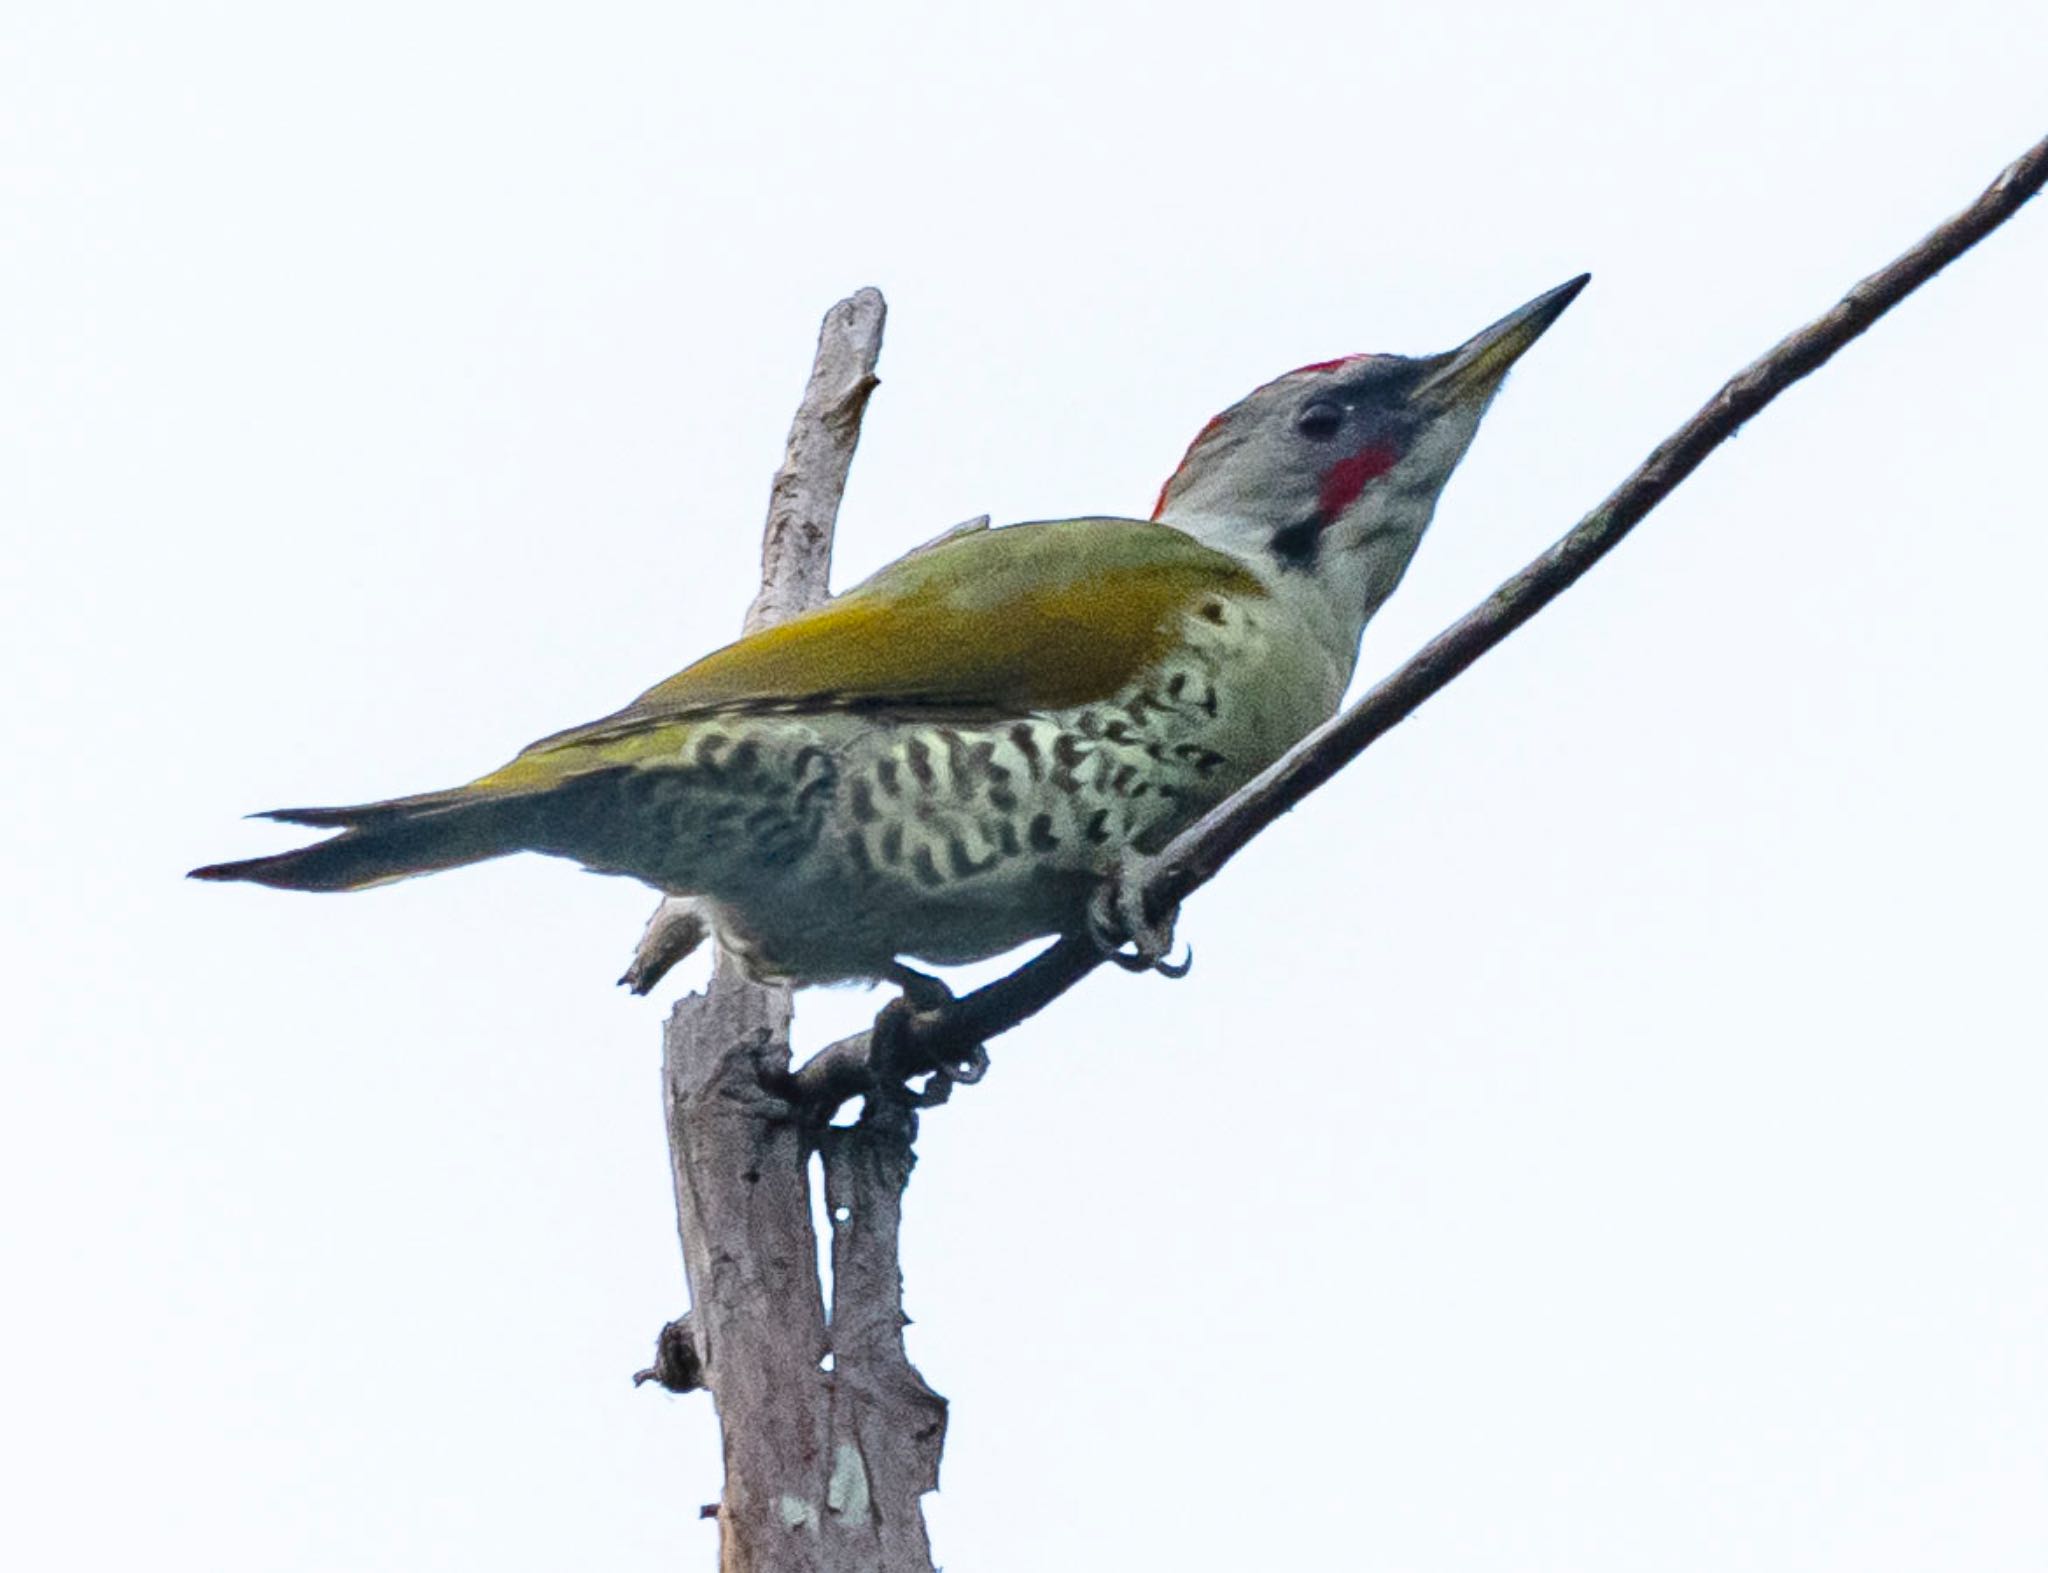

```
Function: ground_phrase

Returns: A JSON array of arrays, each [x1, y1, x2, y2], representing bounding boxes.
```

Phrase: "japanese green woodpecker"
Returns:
[[194, 277, 1587, 988]]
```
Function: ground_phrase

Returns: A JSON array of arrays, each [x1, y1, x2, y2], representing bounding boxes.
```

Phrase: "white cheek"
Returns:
[[1398, 411, 1484, 486]]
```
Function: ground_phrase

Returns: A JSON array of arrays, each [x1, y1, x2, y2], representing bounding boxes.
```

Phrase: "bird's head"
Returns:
[[1153, 275, 1588, 646]]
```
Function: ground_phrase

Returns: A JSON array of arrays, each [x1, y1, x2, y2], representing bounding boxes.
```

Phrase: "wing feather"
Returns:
[[632, 518, 1252, 714], [463, 518, 1259, 796], [216, 520, 1264, 840]]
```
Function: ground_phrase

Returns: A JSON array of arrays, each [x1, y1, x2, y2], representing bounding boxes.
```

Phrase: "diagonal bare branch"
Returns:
[[789, 127, 2048, 1113]]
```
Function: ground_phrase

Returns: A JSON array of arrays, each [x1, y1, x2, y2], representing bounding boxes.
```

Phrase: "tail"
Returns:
[[192, 713, 694, 893], [189, 787, 547, 893]]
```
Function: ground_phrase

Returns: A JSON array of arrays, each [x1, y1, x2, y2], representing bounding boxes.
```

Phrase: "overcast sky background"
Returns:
[[5, 4, 2045, 1569]]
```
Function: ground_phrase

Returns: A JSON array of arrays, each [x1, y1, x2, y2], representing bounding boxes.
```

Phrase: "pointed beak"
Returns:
[[1418, 274, 1589, 406]]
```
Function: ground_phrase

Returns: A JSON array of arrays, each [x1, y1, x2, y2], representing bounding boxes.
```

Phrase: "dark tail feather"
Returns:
[[255, 787, 477, 829], [190, 796, 532, 892]]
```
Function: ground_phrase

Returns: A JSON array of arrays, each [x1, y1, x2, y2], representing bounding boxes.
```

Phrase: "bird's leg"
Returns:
[[882, 960, 955, 1014], [1086, 857, 1193, 979], [875, 962, 990, 1106]]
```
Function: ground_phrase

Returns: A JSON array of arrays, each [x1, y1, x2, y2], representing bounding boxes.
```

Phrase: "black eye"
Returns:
[[1296, 400, 1345, 441]]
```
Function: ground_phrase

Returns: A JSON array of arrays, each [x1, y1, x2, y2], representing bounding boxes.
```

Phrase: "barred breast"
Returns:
[[675, 584, 1347, 985]]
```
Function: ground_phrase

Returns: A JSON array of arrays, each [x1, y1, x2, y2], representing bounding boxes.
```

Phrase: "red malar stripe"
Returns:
[[1317, 444, 1399, 517]]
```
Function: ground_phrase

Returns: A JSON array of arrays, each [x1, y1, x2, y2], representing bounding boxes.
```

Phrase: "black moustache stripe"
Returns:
[[1268, 512, 1324, 571]]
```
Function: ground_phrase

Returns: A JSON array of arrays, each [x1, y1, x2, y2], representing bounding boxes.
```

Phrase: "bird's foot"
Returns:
[[1086, 859, 1192, 979], [876, 964, 989, 1107], [883, 960, 956, 1014]]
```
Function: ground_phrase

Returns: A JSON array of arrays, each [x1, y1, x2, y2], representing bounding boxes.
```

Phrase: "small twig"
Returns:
[[633, 1314, 706, 1393], [788, 127, 2048, 1116]]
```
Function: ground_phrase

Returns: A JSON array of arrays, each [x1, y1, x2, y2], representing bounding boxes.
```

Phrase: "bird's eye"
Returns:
[[1296, 400, 1345, 441]]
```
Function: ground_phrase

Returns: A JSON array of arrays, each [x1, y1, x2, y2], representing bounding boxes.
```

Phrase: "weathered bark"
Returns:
[[816, 1096, 947, 1568], [663, 977, 830, 1568], [649, 288, 945, 1572]]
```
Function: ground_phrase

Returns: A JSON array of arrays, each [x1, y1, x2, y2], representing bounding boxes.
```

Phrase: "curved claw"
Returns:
[[872, 971, 992, 1106], [943, 1041, 991, 1085], [902, 1039, 992, 1108], [1086, 860, 1185, 975], [905, 1072, 956, 1108]]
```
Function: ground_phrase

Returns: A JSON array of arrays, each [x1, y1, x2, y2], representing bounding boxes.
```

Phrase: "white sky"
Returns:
[[5, 3, 2045, 1569]]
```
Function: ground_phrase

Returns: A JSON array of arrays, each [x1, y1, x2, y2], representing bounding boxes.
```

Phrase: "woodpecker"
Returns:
[[193, 277, 1587, 989]]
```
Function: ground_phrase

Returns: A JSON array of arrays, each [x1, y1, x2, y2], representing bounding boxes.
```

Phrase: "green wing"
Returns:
[[236, 517, 1260, 851], [627, 517, 1252, 716], [449, 516, 1261, 796], [202, 518, 1265, 887]]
